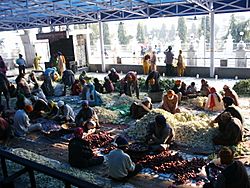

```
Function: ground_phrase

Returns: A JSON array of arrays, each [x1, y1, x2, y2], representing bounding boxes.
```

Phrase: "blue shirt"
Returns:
[[16, 58, 26, 66]]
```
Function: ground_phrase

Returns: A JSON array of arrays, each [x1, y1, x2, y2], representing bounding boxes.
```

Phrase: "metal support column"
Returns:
[[209, 1, 215, 78], [98, 12, 105, 73]]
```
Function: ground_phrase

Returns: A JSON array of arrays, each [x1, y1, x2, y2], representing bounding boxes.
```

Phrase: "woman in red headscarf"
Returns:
[[205, 87, 224, 111]]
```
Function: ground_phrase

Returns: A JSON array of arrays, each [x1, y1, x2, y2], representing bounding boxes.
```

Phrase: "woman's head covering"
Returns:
[[175, 80, 181, 85], [210, 87, 216, 93], [74, 127, 84, 138], [110, 68, 116, 73], [57, 100, 64, 108], [142, 97, 152, 104], [24, 105, 33, 113], [223, 85, 229, 90]]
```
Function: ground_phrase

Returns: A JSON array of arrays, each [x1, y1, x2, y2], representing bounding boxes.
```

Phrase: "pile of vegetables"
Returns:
[[85, 132, 114, 148], [126, 109, 217, 150], [135, 151, 207, 184], [94, 106, 121, 124], [233, 79, 250, 96]]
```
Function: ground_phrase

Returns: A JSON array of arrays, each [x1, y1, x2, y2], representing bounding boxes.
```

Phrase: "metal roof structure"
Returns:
[[0, 0, 249, 32]]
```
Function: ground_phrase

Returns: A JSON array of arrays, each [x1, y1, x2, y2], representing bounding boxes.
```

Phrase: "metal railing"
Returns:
[[0, 148, 101, 188]]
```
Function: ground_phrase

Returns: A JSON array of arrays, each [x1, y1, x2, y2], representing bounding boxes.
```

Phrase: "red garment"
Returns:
[[0, 117, 8, 129]]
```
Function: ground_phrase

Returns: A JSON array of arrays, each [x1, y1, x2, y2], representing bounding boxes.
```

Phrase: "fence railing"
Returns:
[[0, 148, 101, 188]]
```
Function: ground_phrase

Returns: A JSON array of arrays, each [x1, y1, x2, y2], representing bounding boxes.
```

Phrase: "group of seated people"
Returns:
[[0, 67, 248, 186]]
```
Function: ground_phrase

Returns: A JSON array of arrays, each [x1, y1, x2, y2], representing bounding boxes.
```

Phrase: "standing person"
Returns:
[[150, 51, 157, 71], [33, 53, 42, 70], [107, 136, 142, 181], [161, 90, 180, 114], [142, 54, 151, 75], [177, 50, 185, 77], [0, 72, 10, 109], [16, 54, 26, 75], [68, 127, 104, 168], [204, 147, 250, 188], [164, 46, 174, 76], [57, 51, 66, 76], [120, 71, 139, 99], [0, 56, 7, 75], [146, 115, 174, 151]]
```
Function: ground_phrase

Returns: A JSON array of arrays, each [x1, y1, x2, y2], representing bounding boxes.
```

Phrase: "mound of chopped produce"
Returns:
[[10, 148, 111, 187], [136, 151, 207, 184], [188, 97, 208, 109], [233, 79, 250, 96], [126, 109, 218, 150], [85, 132, 114, 148], [94, 106, 121, 124], [112, 94, 139, 106]]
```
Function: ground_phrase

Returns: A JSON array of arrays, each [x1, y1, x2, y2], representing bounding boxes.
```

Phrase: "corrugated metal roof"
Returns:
[[0, 0, 249, 31]]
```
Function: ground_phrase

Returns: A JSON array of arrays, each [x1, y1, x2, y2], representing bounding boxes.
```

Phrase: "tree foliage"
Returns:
[[89, 23, 99, 45], [136, 23, 145, 43], [177, 17, 187, 43], [159, 23, 167, 43], [118, 22, 130, 45], [103, 23, 111, 45], [198, 16, 210, 42], [168, 24, 176, 42], [225, 14, 250, 42]]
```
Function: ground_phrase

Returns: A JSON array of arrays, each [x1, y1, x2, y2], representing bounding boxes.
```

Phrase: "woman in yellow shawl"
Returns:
[[142, 54, 151, 75], [177, 50, 185, 77], [57, 52, 66, 76]]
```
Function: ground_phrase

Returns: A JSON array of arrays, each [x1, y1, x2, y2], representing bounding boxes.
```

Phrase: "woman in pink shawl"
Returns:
[[205, 87, 224, 112]]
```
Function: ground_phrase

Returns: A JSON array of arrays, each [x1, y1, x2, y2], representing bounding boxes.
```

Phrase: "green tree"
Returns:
[[159, 23, 167, 43], [136, 23, 145, 43], [198, 16, 210, 42], [168, 24, 176, 42], [118, 22, 130, 45], [226, 14, 250, 42], [177, 17, 187, 43], [89, 23, 99, 45], [103, 23, 111, 45]]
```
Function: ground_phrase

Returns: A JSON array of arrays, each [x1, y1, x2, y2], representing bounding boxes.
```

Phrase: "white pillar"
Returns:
[[209, 1, 215, 78], [98, 12, 105, 72], [86, 25, 91, 67]]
